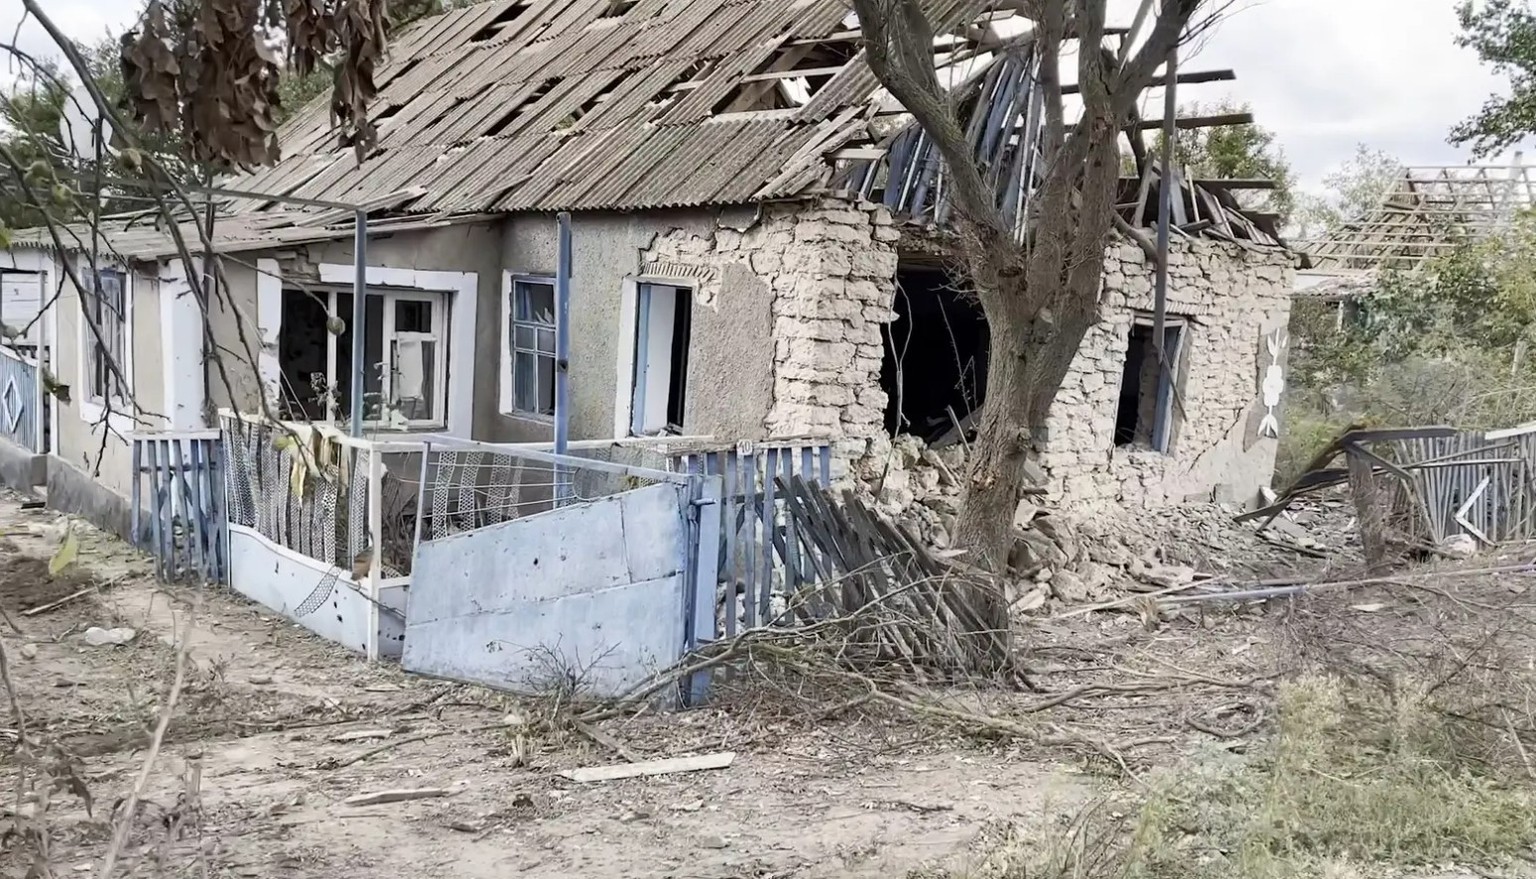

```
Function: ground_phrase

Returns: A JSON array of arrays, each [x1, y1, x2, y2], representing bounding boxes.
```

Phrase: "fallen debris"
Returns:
[[330, 729, 394, 743], [342, 788, 453, 807], [557, 752, 736, 783], [21, 583, 102, 617], [82, 626, 136, 647]]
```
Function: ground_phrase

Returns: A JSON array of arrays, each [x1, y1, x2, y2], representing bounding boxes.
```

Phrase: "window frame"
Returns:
[[500, 274, 558, 420], [281, 286, 450, 430], [1113, 312, 1188, 455], [613, 275, 695, 439], [76, 258, 133, 432]]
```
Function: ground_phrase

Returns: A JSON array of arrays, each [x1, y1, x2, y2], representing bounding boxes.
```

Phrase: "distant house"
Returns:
[[0, 0, 1294, 535]]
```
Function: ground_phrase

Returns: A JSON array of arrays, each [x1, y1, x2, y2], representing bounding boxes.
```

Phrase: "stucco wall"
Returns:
[[495, 208, 779, 445], [1036, 239, 1295, 508], [637, 199, 899, 453], [211, 223, 502, 435], [53, 262, 165, 501]]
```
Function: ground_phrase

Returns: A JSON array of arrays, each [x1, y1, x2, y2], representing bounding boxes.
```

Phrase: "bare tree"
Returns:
[[852, 0, 1222, 576]]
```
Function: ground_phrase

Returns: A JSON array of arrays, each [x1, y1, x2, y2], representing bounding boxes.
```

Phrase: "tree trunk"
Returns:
[[952, 294, 1100, 577]]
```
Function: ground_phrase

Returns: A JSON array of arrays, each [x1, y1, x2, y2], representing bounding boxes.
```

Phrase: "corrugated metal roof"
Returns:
[[223, 0, 978, 214], [7, 210, 491, 261]]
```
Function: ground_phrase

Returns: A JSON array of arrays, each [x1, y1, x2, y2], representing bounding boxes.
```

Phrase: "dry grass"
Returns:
[[920, 674, 1536, 879]]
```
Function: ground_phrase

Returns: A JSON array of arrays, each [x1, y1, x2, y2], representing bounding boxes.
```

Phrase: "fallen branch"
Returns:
[[98, 610, 192, 879], [22, 579, 117, 617], [320, 730, 449, 769], [572, 719, 641, 763]]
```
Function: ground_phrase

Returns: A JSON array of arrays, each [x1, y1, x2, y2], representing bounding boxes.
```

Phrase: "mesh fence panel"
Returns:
[[416, 443, 680, 544]]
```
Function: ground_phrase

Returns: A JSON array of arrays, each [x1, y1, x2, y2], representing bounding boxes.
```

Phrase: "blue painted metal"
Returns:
[[403, 480, 692, 699], [349, 212, 368, 435], [684, 474, 723, 706], [133, 433, 226, 583], [0, 346, 40, 452], [554, 212, 573, 503]]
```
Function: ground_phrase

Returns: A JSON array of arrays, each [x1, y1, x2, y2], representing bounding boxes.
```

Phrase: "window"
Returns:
[[1114, 315, 1186, 453], [85, 268, 128, 404], [628, 282, 691, 436], [506, 278, 556, 417], [276, 287, 448, 428]]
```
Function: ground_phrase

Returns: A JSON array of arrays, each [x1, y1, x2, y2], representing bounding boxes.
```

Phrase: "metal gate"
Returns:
[[401, 440, 714, 700]]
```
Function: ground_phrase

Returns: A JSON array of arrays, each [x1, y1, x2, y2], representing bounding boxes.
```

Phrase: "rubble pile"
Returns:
[[853, 434, 1356, 610]]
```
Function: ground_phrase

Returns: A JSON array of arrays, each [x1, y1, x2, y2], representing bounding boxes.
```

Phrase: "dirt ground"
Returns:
[[5, 487, 1530, 879], [0, 492, 1104, 879]]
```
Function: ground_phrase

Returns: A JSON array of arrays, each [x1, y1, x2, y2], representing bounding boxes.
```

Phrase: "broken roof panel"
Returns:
[[82, 0, 1280, 253], [1306, 160, 1536, 272], [231, 0, 916, 213]]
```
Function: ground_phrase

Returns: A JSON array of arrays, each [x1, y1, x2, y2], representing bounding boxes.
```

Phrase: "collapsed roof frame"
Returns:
[[203, 0, 1283, 251], [1307, 156, 1536, 273]]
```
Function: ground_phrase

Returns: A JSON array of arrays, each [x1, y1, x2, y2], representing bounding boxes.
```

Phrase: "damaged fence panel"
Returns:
[[1244, 422, 1536, 559], [670, 440, 832, 637]]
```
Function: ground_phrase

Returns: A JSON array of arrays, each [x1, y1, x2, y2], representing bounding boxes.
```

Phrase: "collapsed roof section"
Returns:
[[1306, 160, 1536, 273], [146, 0, 1275, 250]]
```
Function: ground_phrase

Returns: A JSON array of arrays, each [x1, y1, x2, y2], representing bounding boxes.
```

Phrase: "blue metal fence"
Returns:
[[131, 431, 228, 583], [0, 345, 41, 452], [672, 441, 834, 639]]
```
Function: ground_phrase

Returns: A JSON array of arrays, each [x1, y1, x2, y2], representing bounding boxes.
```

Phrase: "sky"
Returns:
[[0, 0, 1530, 196]]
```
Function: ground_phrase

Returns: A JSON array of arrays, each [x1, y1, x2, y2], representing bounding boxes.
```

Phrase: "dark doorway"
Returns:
[[880, 263, 989, 442], [1113, 316, 1185, 452]]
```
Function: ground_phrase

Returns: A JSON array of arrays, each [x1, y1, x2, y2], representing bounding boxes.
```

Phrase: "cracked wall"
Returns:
[[643, 199, 899, 454], [1036, 239, 1295, 508]]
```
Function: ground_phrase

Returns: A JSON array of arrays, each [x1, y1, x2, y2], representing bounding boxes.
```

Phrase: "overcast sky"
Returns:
[[2, 0, 1530, 195]]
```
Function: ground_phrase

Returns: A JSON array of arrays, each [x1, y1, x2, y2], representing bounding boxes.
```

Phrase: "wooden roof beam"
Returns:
[[1127, 111, 1254, 131], [1066, 68, 1234, 94]]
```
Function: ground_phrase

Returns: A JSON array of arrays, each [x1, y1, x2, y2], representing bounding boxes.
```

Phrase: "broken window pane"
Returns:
[[515, 281, 555, 323], [87, 269, 128, 403], [513, 351, 554, 416], [508, 279, 557, 417]]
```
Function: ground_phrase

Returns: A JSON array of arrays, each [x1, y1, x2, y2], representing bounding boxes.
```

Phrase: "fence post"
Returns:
[[684, 474, 723, 707], [366, 448, 384, 661]]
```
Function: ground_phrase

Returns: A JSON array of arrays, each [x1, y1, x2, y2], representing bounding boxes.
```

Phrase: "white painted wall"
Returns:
[[1, 273, 42, 343]]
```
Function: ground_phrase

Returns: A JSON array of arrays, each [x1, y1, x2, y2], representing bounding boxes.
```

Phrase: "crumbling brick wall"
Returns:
[[644, 199, 1293, 512], [1037, 239, 1296, 508], [643, 197, 899, 450]]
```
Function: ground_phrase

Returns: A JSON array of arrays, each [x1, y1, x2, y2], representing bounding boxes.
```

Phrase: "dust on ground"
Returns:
[[2, 487, 1528, 879], [0, 493, 1091, 879]]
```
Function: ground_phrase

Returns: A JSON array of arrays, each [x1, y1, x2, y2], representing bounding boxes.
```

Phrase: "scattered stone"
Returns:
[[1439, 534, 1477, 559], [1143, 564, 1196, 589], [1011, 586, 1047, 613], [248, 675, 274, 686], [699, 834, 730, 850], [1049, 570, 1091, 603], [1012, 499, 1040, 529], [82, 626, 136, 647], [19, 643, 37, 660]]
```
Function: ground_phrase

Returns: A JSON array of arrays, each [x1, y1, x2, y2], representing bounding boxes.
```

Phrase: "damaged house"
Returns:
[[0, 0, 1295, 543]]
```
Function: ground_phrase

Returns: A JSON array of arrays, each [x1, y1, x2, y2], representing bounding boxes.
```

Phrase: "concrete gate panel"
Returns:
[[402, 481, 691, 698]]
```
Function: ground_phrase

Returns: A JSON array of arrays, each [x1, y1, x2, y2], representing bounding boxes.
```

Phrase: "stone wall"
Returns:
[[642, 197, 899, 451], [1037, 239, 1295, 508], [642, 201, 1292, 512]]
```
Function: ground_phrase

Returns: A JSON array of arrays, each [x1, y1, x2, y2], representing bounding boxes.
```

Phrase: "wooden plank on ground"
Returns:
[[557, 752, 736, 783]]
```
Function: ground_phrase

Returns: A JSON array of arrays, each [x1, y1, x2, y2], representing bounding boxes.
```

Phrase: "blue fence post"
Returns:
[[553, 212, 573, 505], [685, 474, 723, 707]]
